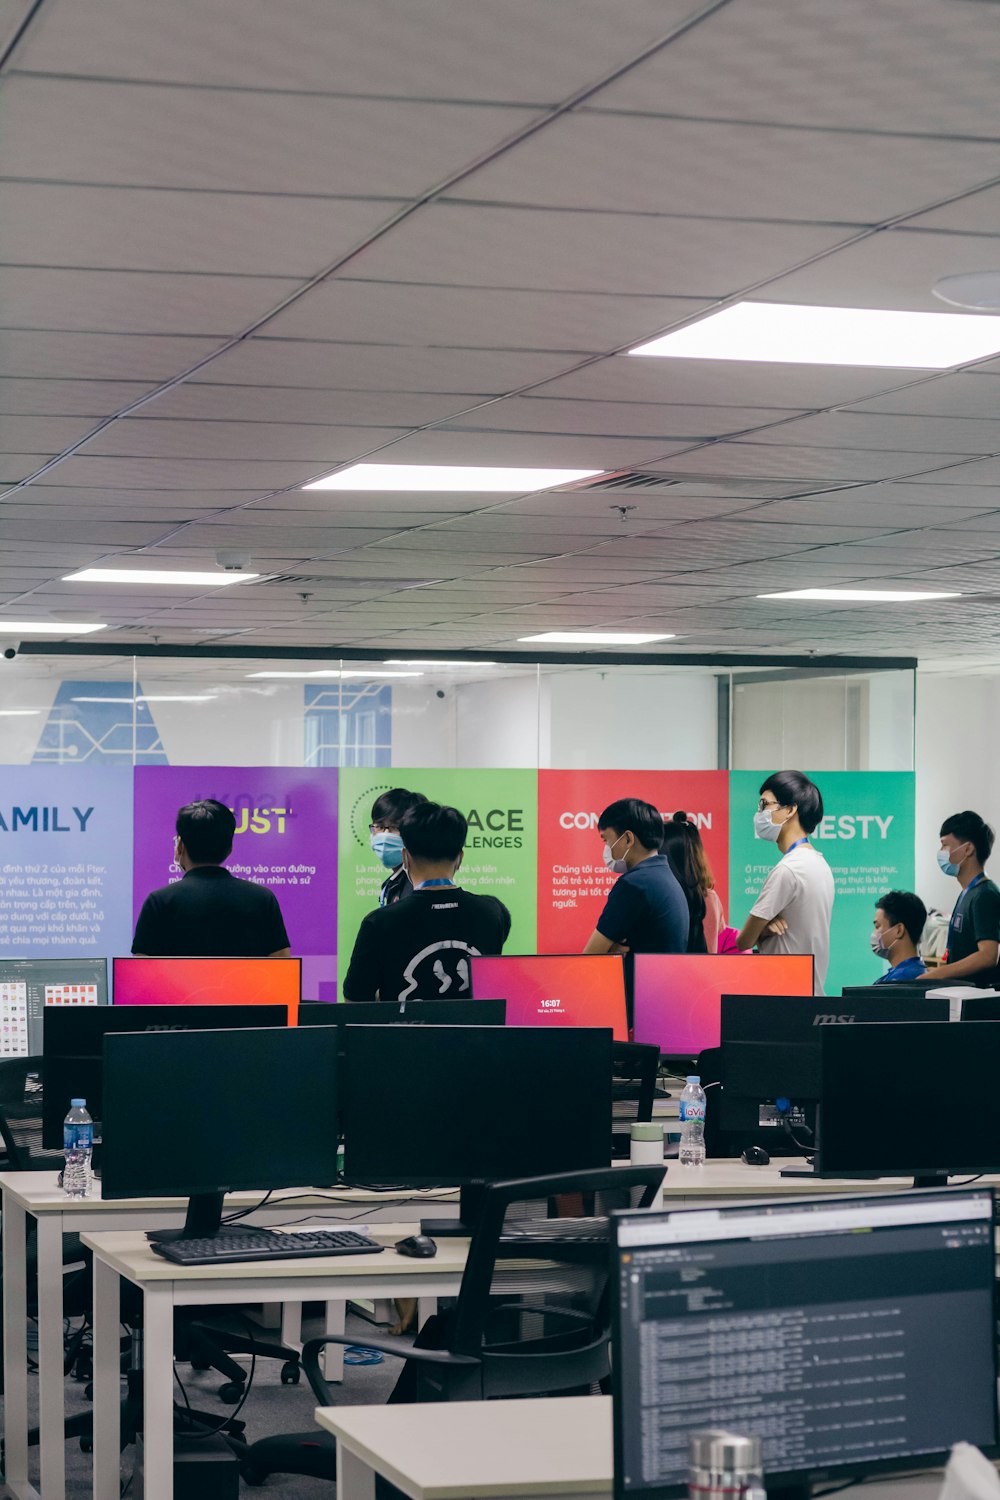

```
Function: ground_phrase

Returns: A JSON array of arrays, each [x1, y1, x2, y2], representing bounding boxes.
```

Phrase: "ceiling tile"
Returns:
[[0, 331, 226, 381], [360, 428, 686, 467], [0, 378, 159, 416], [2, 78, 532, 197], [198, 340, 586, 393], [589, 0, 1000, 136], [650, 443, 970, 483], [16, 0, 682, 100], [0, 183, 399, 276], [347, 202, 851, 296], [81, 418, 406, 461], [138, 385, 501, 427], [442, 396, 797, 439], [0, 267, 298, 336], [846, 373, 1000, 420], [451, 113, 1000, 222], [537, 355, 907, 408], [744, 411, 1000, 455], [905, 184, 1000, 236]]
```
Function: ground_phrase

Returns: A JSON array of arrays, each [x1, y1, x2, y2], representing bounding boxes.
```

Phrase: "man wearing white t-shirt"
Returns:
[[735, 769, 834, 996]]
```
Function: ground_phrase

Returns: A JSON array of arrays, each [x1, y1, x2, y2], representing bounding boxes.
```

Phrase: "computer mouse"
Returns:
[[395, 1234, 438, 1258], [741, 1145, 771, 1166]]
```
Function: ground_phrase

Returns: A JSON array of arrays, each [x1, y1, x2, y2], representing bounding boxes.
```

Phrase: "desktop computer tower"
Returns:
[[136, 1433, 240, 1500]]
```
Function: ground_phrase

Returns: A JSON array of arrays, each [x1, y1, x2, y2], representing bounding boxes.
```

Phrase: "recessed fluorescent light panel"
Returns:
[[72, 695, 218, 703], [303, 464, 602, 492], [246, 669, 423, 680], [383, 659, 499, 667], [63, 568, 259, 586], [628, 302, 1000, 369], [519, 632, 675, 645], [0, 621, 106, 634], [0, 709, 40, 716], [759, 589, 962, 602]]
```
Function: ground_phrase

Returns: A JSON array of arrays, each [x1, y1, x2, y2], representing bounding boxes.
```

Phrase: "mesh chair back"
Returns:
[[0, 1056, 62, 1170], [440, 1164, 665, 1400]]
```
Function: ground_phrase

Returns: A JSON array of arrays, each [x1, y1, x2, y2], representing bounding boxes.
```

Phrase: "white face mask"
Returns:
[[870, 927, 893, 961], [753, 806, 784, 842], [602, 832, 629, 875]]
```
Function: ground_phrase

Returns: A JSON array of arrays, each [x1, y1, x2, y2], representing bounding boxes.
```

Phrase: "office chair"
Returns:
[[611, 1041, 659, 1157], [239, 1163, 666, 1487]]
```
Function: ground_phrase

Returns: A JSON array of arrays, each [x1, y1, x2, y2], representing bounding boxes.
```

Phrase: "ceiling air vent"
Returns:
[[576, 472, 682, 492], [261, 574, 436, 590]]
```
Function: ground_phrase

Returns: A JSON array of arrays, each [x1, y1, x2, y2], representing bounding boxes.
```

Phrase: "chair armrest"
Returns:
[[301, 1335, 479, 1404]]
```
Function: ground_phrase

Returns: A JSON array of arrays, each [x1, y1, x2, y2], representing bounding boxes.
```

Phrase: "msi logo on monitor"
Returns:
[[812, 1013, 856, 1025]]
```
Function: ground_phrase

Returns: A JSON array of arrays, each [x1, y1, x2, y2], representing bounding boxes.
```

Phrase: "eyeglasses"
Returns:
[[370, 822, 398, 834], [757, 797, 780, 812]]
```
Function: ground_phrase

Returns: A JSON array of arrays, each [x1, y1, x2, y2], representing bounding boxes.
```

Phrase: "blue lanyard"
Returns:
[[414, 878, 455, 890], [784, 837, 810, 855], [948, 873, 985, 949]]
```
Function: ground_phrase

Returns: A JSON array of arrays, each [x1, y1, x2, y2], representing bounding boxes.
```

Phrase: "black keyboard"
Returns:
[[150, 1227, 385, 1266]]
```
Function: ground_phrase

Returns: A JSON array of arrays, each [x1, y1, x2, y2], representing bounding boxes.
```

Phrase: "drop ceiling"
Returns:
[[2, 0, 1000, 661]]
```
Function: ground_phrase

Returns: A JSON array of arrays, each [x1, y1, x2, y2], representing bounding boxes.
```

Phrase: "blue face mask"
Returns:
[[937, 847, 962, 878], [371, 831, 404, 870]]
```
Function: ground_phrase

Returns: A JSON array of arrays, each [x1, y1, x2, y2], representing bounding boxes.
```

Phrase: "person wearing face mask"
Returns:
[[735, 770, 834, 996], [369, 787, 428, 907], [925, 810, 1000, 985], [870, 890, 928, 984], [583, 798, 689, 971], [344, 801, 511, 1003]]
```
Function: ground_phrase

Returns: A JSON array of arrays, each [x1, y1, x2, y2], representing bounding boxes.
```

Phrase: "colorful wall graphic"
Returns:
[[132, 766, 338, 998], [0, 765, 134, 958], [728, 770, 916, 996], [0, 764, 916, 1004], [536, 770, 730, 953], [337, 767, 538, 985]]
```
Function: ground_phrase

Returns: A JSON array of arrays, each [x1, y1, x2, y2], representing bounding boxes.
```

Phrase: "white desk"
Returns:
[[84, 1225, 467, 1500], [316, 1397, 945, 1500], [0, 1174, 456, 1500], [657, 1159, 1000, 1203]]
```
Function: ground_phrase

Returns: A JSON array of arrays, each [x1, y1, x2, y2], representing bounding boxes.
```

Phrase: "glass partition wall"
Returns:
[[0, 652, 915, 772]]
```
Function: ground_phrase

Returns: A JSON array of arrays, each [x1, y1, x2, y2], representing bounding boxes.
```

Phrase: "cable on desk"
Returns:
[[221, 1189, 274, 1225]]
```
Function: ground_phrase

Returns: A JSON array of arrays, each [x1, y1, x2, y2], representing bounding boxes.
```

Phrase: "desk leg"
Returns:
[[417, 1295, 437, 1328], [338, 1445, 376, 1500], [321, 1300, 345, 1384], [2, 1196, 30, 1498], [36, 1216, 67, 1500], [93, 1257, 121, 1500], [142, 1288, 175, 1500], [280, 1300, 302, 1350]]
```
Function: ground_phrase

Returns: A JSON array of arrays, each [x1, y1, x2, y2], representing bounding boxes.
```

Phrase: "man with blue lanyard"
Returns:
[[927, 810, 1000, 985], [344, 801, 511, 1003], [871, 890, 928, 984]]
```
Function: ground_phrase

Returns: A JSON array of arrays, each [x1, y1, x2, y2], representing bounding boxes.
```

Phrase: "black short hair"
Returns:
[[940, 810, 995, 864], [176, 799, 236, 864], [877, 890, 927, 947], [597, 798, 664, 851], [400, 801, 467, 862], [759, 770, 824, 835], [371, 787, 427, 828]]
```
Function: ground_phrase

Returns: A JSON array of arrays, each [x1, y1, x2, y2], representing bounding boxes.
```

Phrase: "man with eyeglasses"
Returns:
[[369, 787, 428, 907], [735, 770, 833, 995]]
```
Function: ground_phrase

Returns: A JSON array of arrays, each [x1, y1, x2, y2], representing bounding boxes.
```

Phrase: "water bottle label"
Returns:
[[63, 1123, 93, 1150], [679, 1101, 706, 1122]]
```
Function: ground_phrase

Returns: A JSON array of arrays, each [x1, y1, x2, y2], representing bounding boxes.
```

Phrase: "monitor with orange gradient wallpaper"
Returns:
[[112, 957, 300, 1024], [469, 954, 628, 1041], [632, 952, 814, 1055]]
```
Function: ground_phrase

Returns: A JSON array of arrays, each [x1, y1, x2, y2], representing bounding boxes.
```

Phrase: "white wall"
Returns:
[[390, 679, 456, 766], [545, 670, 718, 769], [455, 674, 542, 768], [915, 670, 1000, 913]]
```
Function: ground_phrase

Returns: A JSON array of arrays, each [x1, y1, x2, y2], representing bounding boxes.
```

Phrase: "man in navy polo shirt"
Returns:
[[583, 797, 689, 970]]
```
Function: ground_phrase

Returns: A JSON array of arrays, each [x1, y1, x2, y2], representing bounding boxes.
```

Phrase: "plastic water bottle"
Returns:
[[63, 1099, 93, 1198], [678, 1076, 707, 1167]]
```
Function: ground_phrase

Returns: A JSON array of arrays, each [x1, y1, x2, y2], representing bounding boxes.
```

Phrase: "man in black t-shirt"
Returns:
[[343, 802, 510, 1003], [928, 809, 1000, 986], [132, 799, 291, 958]]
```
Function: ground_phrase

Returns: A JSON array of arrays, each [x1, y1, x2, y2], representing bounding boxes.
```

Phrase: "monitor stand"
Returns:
[[421, 1183, 485, 1238], [146, 1191, 226, 1244]]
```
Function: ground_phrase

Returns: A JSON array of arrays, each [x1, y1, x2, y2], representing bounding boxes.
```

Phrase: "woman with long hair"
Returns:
[[661, 811, 725, 954]]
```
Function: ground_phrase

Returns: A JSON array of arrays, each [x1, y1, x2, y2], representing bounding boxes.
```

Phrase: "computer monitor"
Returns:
[[0, 957, 108, 1058], [101, 1025, 340, 1238], [819, 1021, 1000, 1183], [841, 986, 1000, 1020], [611, 1189, 998, 1500], [716, 992, 951, 1150], [340, 1024, 612, 1232], [631, 953, 815, 1057], [112, 956, 301, 1022], [468, 955, 628, 1042], [41, 1004, 289, 1150], [300, 998, 506, 1030]]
